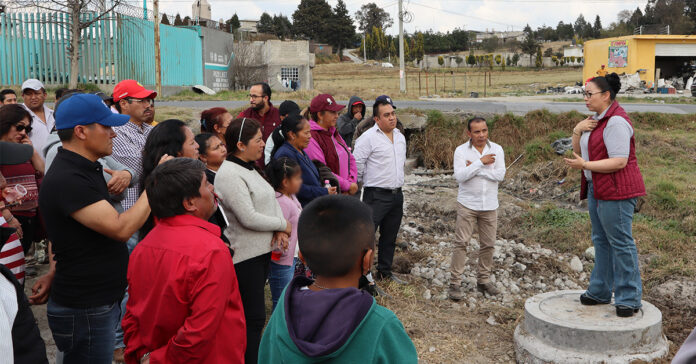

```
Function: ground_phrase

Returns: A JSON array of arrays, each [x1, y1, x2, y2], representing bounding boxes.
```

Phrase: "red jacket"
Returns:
[[123, 215, 246, 364], [580, 102, 646, 201]]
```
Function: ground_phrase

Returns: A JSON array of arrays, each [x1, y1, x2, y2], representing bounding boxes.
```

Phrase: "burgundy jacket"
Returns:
[[580, 102, 646, 201]]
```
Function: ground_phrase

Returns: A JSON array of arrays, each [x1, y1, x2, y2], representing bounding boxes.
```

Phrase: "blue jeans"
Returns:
[[269, 258, 298, 310], [115, 231, 139, 349], [585, 182, 642, 308], [47, 298, 120, 364]]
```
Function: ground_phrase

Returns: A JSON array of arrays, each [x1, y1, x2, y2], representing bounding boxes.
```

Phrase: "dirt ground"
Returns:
[[28, 169, 690, 363]]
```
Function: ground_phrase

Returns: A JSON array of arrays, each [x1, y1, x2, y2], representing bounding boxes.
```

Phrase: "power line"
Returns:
[[408, 1, 522, 28]]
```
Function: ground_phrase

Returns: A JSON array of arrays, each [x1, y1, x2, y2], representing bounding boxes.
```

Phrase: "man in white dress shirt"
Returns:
[[21, 79, 55, 157], [354, 95, 407, 284], [449, 117, 506, 300]]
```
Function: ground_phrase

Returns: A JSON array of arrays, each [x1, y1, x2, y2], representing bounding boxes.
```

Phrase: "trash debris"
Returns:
[[551, 138, 573, 155]]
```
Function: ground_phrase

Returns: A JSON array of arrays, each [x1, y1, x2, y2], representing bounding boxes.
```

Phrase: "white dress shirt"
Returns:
[[453, 140, 506, 211], [0, 274, 17, 364], [23, 104, 55, 158], [354, 124, 406, 189]]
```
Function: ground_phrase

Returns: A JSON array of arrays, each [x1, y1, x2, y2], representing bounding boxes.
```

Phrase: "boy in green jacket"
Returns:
[[259, 195, 418, 363]]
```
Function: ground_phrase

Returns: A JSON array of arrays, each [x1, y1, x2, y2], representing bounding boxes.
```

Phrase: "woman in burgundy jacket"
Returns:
[[564, 73, 646, 318]]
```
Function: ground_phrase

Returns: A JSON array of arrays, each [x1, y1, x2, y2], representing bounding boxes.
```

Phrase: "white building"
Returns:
[[192, 0, 211, 21]]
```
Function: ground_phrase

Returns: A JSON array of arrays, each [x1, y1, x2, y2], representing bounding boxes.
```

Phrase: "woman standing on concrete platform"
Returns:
[[564, 73, 646, 318]]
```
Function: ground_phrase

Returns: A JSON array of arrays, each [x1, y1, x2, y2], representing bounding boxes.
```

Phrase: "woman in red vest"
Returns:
[[564, 73, 646, 318]]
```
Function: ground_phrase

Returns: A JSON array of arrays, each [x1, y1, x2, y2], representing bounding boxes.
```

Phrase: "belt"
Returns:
[[365, 187, 402, 194]]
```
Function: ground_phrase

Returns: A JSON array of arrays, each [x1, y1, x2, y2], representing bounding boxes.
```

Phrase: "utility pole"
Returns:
[[154, 0, 162, 96], [363, 32, 367, 63], [398, 0, 406, 93]]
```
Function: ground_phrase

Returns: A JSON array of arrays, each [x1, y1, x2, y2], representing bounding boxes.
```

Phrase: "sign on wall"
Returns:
[[608, 40, 628, 68]]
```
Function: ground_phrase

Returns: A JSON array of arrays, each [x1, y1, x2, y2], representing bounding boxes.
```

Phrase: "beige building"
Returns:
[[191, 0, 211, 21]]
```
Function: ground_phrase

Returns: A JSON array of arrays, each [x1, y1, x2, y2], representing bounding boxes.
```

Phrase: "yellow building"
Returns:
[[583, 35, 696, 88]]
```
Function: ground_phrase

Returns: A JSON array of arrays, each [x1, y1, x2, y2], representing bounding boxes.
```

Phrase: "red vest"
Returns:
[[580, 102, 646, 201]]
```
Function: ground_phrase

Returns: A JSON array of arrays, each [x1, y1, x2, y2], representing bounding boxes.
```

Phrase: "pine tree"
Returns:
[[389, 39, 397, 59], [174, 13, 183, 26], [416, 32, 425, 62], [161, 13, 170, 25], [327, 0, 355, 57], [258, 12, 274, 34], [292, 0, 333, 42]]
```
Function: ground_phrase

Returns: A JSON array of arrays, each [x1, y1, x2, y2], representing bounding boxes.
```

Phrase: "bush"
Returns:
[[437, 56, 444, 66]]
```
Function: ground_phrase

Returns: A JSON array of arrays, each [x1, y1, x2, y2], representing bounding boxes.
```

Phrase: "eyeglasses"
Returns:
[[248, 94, 264, 99], [14, 124, 32, 133], [126, 98, 155, 106], [583, 90, 607, 98]]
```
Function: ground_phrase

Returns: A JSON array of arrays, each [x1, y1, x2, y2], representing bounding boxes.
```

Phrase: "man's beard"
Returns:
[[252, 100, 265, 112]]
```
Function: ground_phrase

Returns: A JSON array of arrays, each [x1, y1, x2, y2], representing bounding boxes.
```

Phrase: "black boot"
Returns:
[[616, 305, 639, 317], [580, 293, 608, 305]]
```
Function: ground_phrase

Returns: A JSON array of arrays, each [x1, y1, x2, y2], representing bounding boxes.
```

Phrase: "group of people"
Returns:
[[0, 79, 417, 364], [3, 72, 695, 363]]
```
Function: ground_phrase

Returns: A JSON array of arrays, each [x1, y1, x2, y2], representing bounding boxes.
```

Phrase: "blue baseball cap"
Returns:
[[55, 93, 130, 130], [375, 95, 396, 109]]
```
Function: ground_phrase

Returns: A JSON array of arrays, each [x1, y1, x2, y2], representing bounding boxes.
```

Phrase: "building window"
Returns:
[[281, 67, 299, 81]]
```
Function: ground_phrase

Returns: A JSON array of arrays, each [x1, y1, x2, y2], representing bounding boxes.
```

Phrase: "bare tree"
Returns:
[[231, 42, 266, 90], [13, 0, 124, 88]]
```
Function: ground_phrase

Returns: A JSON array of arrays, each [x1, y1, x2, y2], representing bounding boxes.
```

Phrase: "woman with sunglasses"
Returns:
[[0, 104, 45, 253], [564, 73, 646, 318], [214, 117, 290, 364]]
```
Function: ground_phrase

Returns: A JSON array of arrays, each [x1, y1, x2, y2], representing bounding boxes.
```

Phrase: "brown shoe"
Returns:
[[113, 348, 125, 363], [477, 282, 500, 296], [448, 284, 465, 301]]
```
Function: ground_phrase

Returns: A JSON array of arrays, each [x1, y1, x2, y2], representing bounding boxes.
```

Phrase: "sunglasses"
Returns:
[[14, 124, 32, 133]]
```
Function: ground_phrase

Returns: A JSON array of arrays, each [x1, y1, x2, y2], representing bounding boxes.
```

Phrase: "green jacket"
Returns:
[[259, 278, 418, 364]]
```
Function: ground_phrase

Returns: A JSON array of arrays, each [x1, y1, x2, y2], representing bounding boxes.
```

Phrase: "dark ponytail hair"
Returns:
[[139, 119, 188, 239], [224, 117, 261, 155], [270, 112, 308, 157], [590, 72, 622, 100], [195, 132, 216, 156], [265, 157, 301, 191]]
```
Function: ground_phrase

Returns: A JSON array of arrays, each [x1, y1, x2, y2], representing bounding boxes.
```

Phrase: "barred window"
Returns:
[[281, 67, 299, 81]]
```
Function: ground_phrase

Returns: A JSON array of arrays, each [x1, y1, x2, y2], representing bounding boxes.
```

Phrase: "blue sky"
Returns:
[[152, 0, 648, 35]]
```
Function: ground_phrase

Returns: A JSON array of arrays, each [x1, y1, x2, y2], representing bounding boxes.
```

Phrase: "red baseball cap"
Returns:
[[112, 79, 157, 102], [310, 94, 345, 113]]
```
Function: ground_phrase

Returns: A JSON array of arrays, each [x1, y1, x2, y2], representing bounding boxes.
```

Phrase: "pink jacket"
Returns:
[[304, 120, 358, 192], [275, 192, 302, 266]]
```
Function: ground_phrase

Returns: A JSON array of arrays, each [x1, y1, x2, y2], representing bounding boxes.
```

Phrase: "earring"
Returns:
[[241, 148, 245, 151]]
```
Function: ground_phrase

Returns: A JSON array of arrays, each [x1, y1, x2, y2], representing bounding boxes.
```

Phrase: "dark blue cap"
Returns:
[[55, 93, 130, 130], [375, 95, 396, 109]]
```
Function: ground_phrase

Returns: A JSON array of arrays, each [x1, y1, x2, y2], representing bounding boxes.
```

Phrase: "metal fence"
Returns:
[[0, 11, 203, 86]]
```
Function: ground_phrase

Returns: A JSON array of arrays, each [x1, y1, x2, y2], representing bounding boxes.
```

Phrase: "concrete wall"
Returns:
[[197, 27, 234, 91], [563, 46, 583, 58], [262, 40, 314, 91]]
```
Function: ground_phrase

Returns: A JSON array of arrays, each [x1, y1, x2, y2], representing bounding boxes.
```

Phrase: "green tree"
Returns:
[[327, 0, 355, 57], [292, 0, 333, 42], [438, 55, 444, 66], [389, 39, 397, 59], [403, 38, 411, 62], [355, 2, 393, 32], [272, 15, 293, 39], [482, 36, 499, 53], [495, 54, 502, 65], [544, 47, 553, 57], [416, 33, 425, 61], [161, 13, 170, 25], [225, 13, 241, 33], [512, 53, 520, 65], [593, 15, 602, 38], [570, 56, 576, 63], [258, 12, 274, 34], [467, 53, 476, 67], [521, 24, 538, 65], [174, 13, 183, 26], [501, 57, 506, 71], [535, 46, 543, 68]]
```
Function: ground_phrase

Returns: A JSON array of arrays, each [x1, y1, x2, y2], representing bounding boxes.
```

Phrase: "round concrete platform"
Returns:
[[514, 290, 669, 364]]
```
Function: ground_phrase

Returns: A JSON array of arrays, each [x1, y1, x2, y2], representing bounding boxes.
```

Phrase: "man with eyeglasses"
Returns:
[[238, 82, 280, 167], [109, 79, 157, 361], [21, 79, 55, 157]]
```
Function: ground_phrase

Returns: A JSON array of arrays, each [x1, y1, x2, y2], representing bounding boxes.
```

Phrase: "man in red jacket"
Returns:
[[123, 158, 246, 364]]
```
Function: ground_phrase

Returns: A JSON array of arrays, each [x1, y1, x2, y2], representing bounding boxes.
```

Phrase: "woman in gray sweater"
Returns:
[[215, 117, 291, 364]]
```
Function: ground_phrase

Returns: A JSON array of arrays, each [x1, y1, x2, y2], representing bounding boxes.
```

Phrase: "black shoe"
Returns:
[[580, 293, 608, 306], [375, 272, 407, 285], [616, 305, 639, 317]]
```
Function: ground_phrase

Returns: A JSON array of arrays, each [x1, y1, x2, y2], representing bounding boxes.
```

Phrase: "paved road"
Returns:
[[160, 98, 696, 115]]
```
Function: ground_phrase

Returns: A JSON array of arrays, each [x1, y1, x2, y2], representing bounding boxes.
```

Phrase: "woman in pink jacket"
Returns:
[[303, 94, 359, 195]]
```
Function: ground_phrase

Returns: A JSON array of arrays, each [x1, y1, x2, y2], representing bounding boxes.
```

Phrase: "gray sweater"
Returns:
[[215, 160, 287, 264]]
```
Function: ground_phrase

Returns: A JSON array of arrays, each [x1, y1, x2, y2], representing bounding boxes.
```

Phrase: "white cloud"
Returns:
[[151, 0, 647, 34]]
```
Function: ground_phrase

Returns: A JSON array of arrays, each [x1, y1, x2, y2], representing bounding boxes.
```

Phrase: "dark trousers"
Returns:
[[362, 188, 404, 275], [15, 215, 38, 254], [234, 252, 271, 364]]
